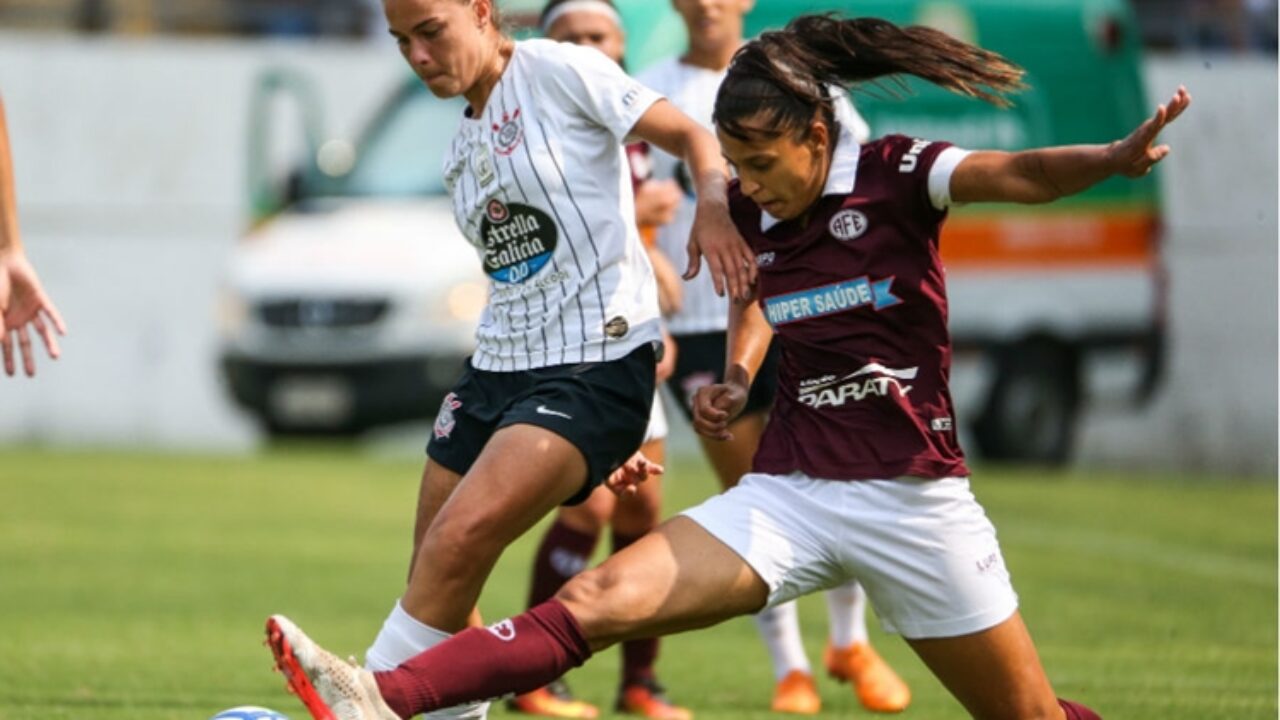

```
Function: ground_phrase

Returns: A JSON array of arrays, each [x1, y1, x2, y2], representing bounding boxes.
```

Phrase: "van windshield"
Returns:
[[311, 85, 466, 198]]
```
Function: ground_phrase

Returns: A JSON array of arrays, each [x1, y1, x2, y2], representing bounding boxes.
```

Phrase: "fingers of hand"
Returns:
[[33, 314, 60, 360], [684, 243, 703, 282], [18, 324, 34, 377], [1, 331, 13, 377]]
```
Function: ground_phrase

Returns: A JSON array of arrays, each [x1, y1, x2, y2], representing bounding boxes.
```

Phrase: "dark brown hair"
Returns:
[[714, 14, 1026, 142]]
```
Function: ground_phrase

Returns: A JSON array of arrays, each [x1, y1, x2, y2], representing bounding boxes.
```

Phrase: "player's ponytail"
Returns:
[[714, 14, 1026, 141]]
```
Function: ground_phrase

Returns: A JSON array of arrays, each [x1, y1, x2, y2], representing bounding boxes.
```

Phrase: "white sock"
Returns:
[[753, 601, 811, 681], [366, 600, 490, 719], [824, 581, 869, 648]]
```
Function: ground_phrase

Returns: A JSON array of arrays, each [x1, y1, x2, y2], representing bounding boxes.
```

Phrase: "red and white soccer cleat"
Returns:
[[265, 614, 402, 720]]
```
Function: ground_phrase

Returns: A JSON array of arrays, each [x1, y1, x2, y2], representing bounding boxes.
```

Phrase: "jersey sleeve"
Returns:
[[879, 135, 969, 216], [534, 41, 665, 143]]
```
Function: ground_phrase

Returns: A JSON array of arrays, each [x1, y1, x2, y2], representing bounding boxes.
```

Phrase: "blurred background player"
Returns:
[[507, 1, 690, 718], [635, 1, 908, 713], [0, 93, 66, 378]]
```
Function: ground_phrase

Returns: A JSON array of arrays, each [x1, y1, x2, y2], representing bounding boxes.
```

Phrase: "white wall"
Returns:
[[0, 34, 1275, 474]]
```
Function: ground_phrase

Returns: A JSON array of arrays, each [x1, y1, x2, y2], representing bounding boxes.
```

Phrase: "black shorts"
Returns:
[[665, 331, 780, 423], [426, 343, 657, 505]]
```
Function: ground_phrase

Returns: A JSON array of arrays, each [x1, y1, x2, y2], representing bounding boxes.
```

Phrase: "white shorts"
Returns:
[[681, 472, 1019, 639], [642, 392, 667, 443]]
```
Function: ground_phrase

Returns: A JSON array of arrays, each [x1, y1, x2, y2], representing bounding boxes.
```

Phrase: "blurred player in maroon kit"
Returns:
[[265, 13, 1190, 720]]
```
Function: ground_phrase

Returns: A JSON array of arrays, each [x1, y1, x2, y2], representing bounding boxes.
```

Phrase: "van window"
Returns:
[[316, 87, 466, 198]]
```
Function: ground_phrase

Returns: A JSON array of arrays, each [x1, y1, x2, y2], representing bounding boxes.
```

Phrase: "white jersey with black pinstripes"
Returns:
[[442, 39, 664, 371]]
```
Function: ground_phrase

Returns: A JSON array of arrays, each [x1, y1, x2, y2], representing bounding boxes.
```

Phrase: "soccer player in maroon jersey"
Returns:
[[264, 14, 1189, 720]]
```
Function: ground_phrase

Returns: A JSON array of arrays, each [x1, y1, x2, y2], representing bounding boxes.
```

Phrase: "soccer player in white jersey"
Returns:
[[507, 2, 690, 718], [264, 2, 740, 720], [636, 1, 907, 714]]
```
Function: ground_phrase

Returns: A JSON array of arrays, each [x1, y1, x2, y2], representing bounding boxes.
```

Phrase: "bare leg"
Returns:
[[559, 516, 769, 649], [401, 424, 589, 632], [906, 612, 1065, 720]]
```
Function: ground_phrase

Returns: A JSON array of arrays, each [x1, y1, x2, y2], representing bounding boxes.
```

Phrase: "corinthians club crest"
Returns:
[[433, 393, 462, 440], [491, 109, 524, 156]]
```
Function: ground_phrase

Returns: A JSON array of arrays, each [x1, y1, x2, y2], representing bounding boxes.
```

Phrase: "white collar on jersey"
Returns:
[[760, 89, 863, 232]]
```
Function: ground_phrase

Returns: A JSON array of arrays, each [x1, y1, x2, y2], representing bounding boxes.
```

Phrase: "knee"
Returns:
[[421, 507, 504, 575], [554, 565, 649, 645]]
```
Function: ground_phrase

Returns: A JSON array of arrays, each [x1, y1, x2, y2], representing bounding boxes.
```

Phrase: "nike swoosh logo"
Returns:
[[536, 405, 573, 420]]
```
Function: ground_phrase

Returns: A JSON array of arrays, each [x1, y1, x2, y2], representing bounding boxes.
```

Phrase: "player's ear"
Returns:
[[806, 118, 830, 154]]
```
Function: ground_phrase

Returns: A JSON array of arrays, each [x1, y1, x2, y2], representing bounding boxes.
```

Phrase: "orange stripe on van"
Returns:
[[940, 210, 1158, 269]]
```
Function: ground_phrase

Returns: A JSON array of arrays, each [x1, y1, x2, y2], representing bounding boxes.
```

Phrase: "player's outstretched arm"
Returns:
[[951, 85, 1191, 205], [0, 95, 67, 378], [630, 99, 757, 301]]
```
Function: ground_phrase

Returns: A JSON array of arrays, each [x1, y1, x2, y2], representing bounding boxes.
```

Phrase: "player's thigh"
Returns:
[[410, 459, 464, 562], [906, 612, 1061, 720], [430, 423, 588, 558], [560, 515, 768, 650], [403, 424, 589, 625]]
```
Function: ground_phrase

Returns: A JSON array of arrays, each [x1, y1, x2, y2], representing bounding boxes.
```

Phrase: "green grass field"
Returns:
[[0, 447, 1274, 719]]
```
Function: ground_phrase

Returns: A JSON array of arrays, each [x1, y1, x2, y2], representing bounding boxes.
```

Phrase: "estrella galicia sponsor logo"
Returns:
[[798, 363, 917, 409], [481, 199, 558, 284], [433, 392, 462, 439], [829, 209, 868, 241], [491, 108, 523, 156], [763, 276, 901, 326], [487, 618, 517, 642]]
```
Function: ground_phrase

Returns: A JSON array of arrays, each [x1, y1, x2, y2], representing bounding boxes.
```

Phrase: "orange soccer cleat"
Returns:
[[616, 678, 693, 720], [770, 670, 822, 715], [824, 642, 911, 714], [507, 680, 600, 719]]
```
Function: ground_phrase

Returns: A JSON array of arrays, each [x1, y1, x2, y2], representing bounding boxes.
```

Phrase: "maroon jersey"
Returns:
[[730, 134, 970, 480]]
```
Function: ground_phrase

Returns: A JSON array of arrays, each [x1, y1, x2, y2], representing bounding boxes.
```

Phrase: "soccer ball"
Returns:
[[209, 707, 289, 720]]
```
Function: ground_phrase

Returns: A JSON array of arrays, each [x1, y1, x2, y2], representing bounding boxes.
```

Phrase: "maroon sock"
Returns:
[[1059, 698, 1102, 720], [613, 529, 659, 687], [528, 520, 600, 608], [374, 600, 593, 718]]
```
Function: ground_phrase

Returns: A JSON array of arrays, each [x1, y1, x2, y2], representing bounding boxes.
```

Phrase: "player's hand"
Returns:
[[605, 451, 664, 498], [634, 179, 681, 228], [692, 381, 748, 441], [1110, 85, 1191, 178], [685, 200, 756, 302], [1, 251, 67, 377]]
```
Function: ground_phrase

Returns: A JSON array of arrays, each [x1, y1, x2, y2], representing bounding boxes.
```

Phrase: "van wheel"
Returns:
[[972, 340, 1080, 465]]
